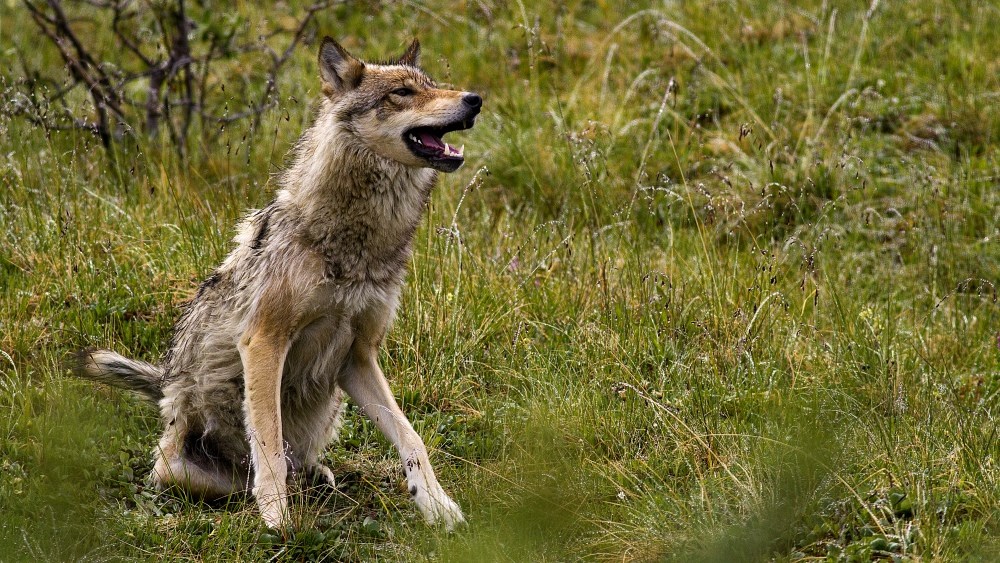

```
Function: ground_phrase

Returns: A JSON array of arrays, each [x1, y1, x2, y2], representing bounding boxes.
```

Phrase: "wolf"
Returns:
[[77, 37, 480, 531]]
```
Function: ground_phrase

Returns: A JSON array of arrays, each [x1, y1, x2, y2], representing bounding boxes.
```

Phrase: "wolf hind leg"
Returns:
[[152, 428, 240, 499], [286, 387, 347, 490], [324, 387, 348, 444]]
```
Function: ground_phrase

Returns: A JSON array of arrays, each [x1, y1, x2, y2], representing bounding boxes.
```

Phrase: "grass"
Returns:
[[1, 0, 998, 560]]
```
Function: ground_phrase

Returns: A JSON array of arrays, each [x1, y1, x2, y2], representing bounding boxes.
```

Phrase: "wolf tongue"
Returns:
[[418, 131, 445, 150]]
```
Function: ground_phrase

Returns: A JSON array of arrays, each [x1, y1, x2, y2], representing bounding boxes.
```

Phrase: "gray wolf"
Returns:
[[78, 36, 480, 531]]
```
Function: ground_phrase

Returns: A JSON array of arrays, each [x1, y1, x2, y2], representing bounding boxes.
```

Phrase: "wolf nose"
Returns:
[[462, 93, 482, 109]]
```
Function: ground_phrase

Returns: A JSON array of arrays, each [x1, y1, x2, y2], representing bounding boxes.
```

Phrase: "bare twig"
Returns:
[[25, 0, 128, 146], [11, 0, 332, 158]]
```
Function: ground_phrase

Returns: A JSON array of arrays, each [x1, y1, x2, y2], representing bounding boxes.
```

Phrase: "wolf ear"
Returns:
[[319, 37, 365, 94], [399, 38, 420, 67]]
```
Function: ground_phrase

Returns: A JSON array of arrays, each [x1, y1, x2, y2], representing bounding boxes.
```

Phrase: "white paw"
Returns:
[[258, 497, 290, 530], [253, 484, 290, 530], [409, 479, 465, 530]]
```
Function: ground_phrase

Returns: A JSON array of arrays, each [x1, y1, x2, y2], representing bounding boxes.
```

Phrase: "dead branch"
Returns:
[[10, 0, 333, 158]]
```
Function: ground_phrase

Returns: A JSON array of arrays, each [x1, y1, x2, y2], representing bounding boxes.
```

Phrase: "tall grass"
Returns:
[[1, 0, 998, 560]]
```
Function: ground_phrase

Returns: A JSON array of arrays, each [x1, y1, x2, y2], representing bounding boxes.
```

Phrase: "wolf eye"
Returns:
[[392, 87, 414, 97]]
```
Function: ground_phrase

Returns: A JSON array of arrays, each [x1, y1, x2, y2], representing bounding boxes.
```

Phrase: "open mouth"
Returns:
[[403, 116, 476, 170]]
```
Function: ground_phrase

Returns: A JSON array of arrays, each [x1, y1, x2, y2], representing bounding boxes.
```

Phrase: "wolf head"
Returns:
[[318, 37, 481, 173]]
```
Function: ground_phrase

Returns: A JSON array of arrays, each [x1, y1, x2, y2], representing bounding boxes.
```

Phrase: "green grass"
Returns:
[[1, 0, 999, 560]]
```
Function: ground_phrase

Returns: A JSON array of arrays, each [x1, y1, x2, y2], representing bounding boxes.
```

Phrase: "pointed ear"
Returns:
[[318, 37, 364, 94], [398, 38, 420, 67]]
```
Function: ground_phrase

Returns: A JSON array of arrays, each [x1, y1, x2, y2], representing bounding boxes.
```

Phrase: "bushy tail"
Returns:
[[75, 348, 165, 403]]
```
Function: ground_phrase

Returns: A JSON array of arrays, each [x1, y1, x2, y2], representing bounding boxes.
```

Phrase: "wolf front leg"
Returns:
[[339, 348, 465, 529], [238, 327, 292, 530]]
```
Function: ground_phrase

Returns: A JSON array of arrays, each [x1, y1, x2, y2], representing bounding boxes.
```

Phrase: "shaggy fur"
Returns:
[[77, 37, 480, 531]]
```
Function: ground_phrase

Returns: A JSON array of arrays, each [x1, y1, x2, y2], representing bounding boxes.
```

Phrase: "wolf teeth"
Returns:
[[409, 133, 423, 145]]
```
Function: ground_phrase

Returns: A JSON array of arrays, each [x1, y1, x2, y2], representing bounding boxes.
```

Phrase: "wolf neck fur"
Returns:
[[279, 107, 437, 282]]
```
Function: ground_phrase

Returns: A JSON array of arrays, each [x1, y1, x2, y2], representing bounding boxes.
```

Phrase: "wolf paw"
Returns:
[[254, 488, 290, 531], [409, 479, 465, 530], [300, 463, 337, 488]]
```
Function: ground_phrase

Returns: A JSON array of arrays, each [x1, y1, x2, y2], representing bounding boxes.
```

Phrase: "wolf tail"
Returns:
[[75, 348, 165, 403]]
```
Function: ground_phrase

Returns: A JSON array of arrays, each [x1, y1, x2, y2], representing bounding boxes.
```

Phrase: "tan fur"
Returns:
[[77, 37, 479, 531]]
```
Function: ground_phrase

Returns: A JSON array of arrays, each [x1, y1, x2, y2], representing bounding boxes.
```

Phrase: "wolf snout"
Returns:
[[462, 93, 482, 109], [459, 92, 482, 127]]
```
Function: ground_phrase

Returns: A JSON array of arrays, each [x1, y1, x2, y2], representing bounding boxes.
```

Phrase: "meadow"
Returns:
[[1, 0, 998, 560]]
